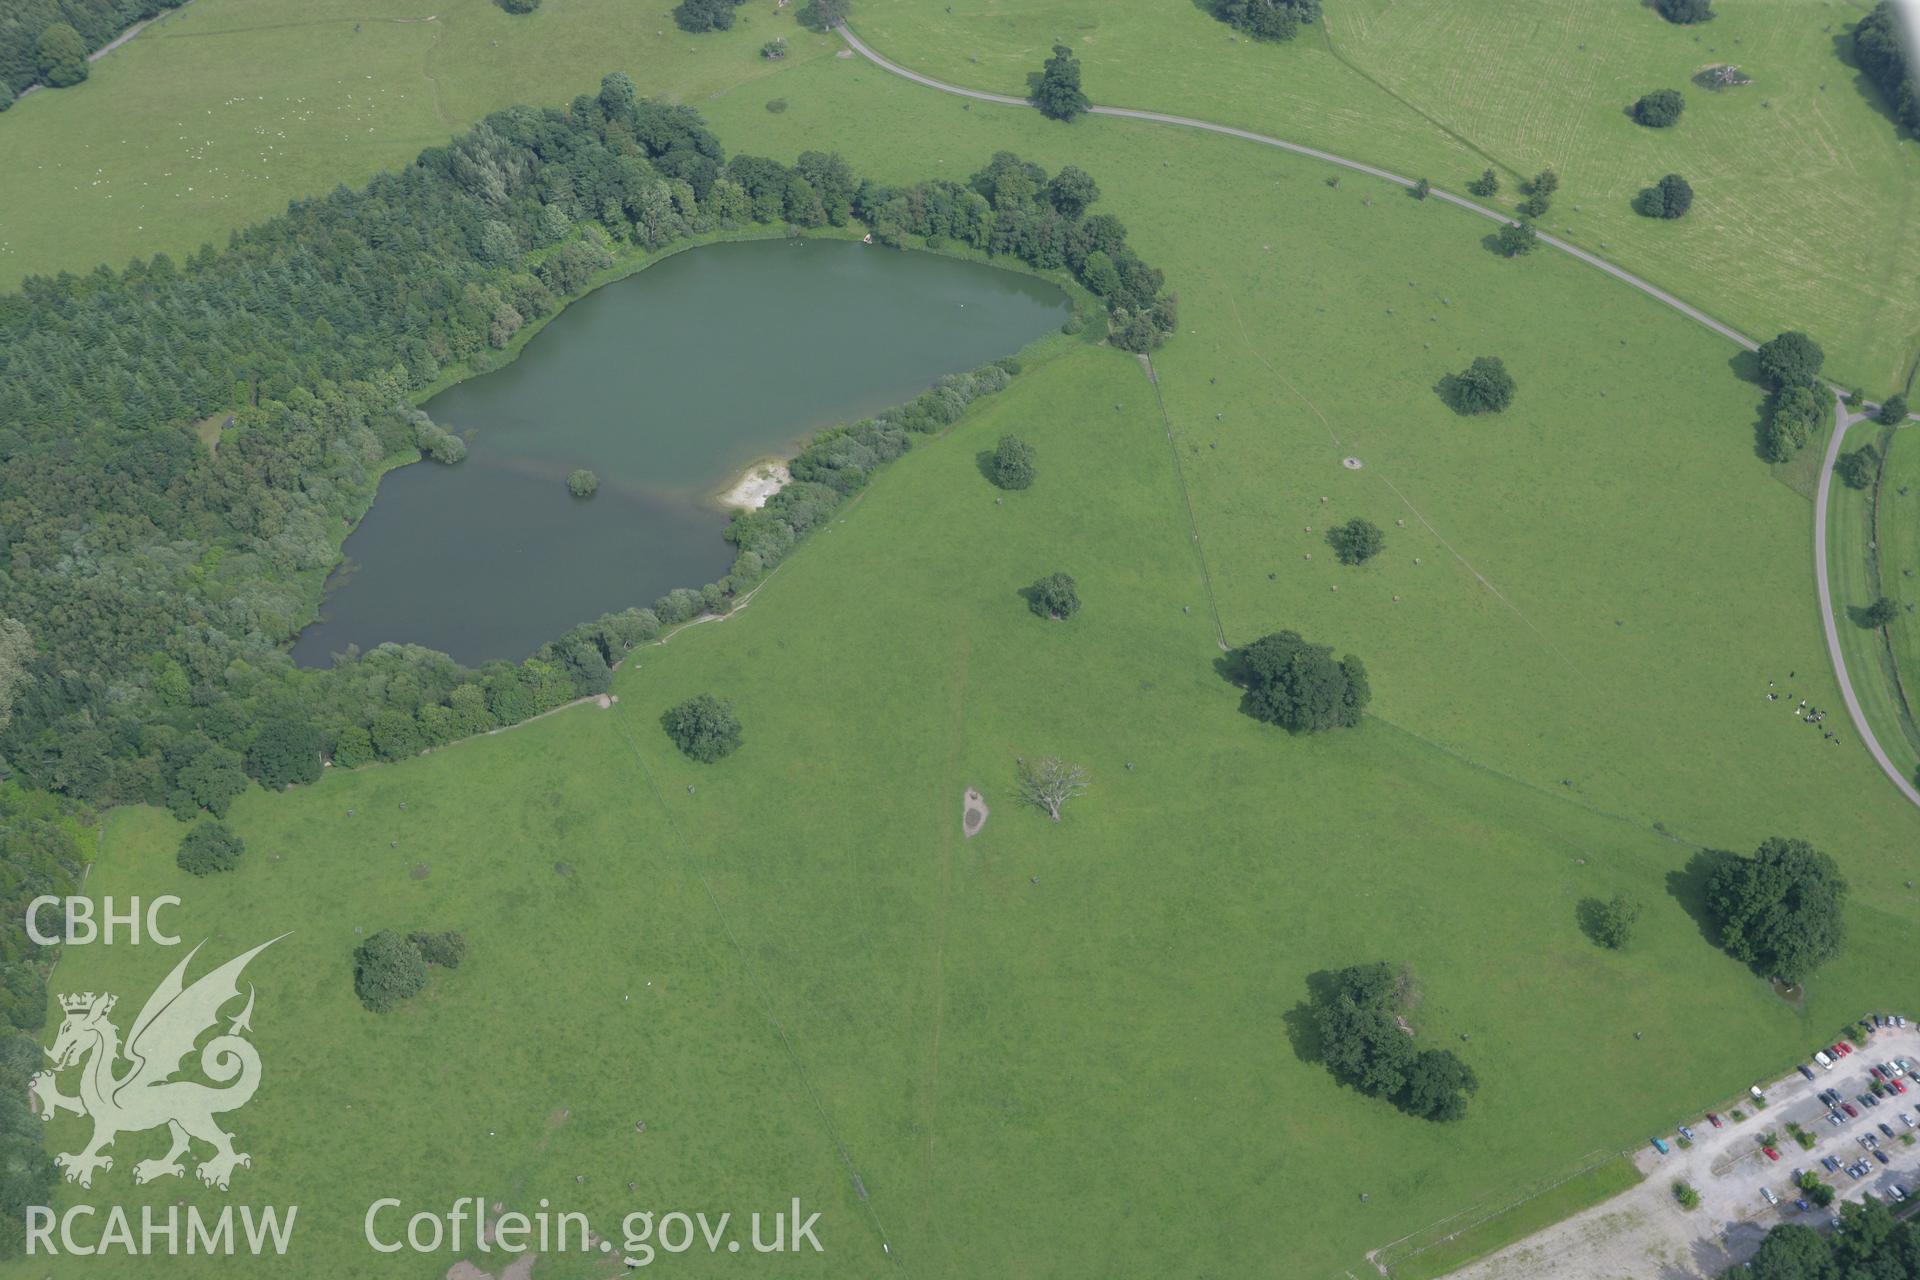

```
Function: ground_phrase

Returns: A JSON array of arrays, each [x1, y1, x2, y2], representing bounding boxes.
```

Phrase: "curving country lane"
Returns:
[[835, 21, 1920, 813]]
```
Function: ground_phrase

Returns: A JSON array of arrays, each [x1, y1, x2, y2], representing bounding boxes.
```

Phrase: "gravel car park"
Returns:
[[1452, 1022, 1920, 1280]]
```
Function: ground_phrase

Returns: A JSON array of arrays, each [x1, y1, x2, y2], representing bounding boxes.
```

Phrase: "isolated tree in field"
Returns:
[[1586, 893, 1642, 949], [796, 0, 848, 32], [1232, 630, 1370, 733], [567, 468, 598, 497], [1654, 0, 1712, 24], [1861, 596, 1900, 628], [1032, 44, 1090, 121], [408, 930, 468, 968], [1879, 393, 1908, 423], [1517, 192, 1550, 219], [1633, 173, 1693, 220], [1756, 331, 1825, 391], [1307, 962, 1477, 1122], [662, 694, 743, 762], [176, 821, 244, 876], [1761, 383, 1824, 463], [500, 0, 541, 12], [673, 0, 745, 32], [1836, 444, 1879, 490], [1209, 0, 1321, 42], [1412, 178, 1431, 200], [1525, 169, 1559, 198], [760, 38, 788, 59], [1706, 836, 1847, 984], [1016, 755, 1090, 821], [1027, 572, 1081, 619], [1326, 518, 1385, 565], [35, 23, 88, 88], [989, 434, 1036, 489], [1632, 89, 1686, 127], [1447, 356, 1516, 414], [353, 930, 428, 1013], [1491, 221, 1537, 258], [1466, 168, 1499, 198]]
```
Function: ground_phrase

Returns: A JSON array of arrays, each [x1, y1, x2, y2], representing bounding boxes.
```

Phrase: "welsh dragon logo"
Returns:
[[30, 936, 285, 1191]]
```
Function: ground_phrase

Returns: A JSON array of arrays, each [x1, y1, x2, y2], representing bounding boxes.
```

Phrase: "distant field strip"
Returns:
[[1371, 1153, 1641, 1280]]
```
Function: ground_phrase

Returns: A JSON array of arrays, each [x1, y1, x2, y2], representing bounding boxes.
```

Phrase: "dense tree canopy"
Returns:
[[0, 83, 1169, 821], [1757, 331, 1826, 391], [662, 693, 743, 762], [176, 820, 244, 876], [1309, 963, 1478, 1122], [1326, 518, 1384, 565], [1032, 43, 1089, 121], [1655, 0, 1712, 24], [352, 929, 429, 1012], [1632, 89, 1686, 127], [1, 0, 186, 95], [1880, 392, 1908, 423], [672, 0, 745, 32], [1209, 0, 1321, 42], [1732, 1198, 1920, 1280], [1446, 356, 1517, 414], [1634, 173, 1694, 219], [1706, 837, 1847, 984], [989, 434, 1037, 489], [1491, 221, 1537, 257], [1027, 572, 1080, 620], [1854, 2, 1920, 136], [1761, 383, 1825, 463], [1836, 443, 1880, 490], [33, 21, 87, 87], [1232, 630, 1370, 733]]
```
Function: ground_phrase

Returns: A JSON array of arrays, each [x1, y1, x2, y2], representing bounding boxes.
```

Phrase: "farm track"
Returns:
[[834, 19, 1920, 817]]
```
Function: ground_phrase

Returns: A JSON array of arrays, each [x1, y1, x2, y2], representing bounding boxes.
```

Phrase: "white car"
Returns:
[[1815, 1050, 1835, 1070], [1761, 1187, 1780, 1206], [1901, 1112, 1917, 1129]]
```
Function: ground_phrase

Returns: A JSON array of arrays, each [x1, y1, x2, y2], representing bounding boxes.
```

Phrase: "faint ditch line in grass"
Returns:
[[1370, 1152, 1641, 1280], [610, 708, 902, 1264], [1140, 353, 1229, 652]]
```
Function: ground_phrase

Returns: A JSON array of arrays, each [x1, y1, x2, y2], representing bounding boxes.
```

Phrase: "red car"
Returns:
[[1843, 1103, 1859, 1118], [1707, 1113, 1724, 1128], [1894, 1080, 1908, 1095], [1872, 1067, 1885, 1081], [1839, 1042, 1855, 1056], [1764, 1147, 1781, 1161]]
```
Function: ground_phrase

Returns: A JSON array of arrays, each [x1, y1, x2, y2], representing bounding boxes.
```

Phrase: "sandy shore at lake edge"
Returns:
[[717, 460, 791, 510]]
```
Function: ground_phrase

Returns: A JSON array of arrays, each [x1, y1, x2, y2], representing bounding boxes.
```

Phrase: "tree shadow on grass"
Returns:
[[974, 449, 999, 485], [1432, 372, 1477, 417], [1727, 348, 1763, 387], [1846, 602, 1888, 629], [1665, 847, 1735, 952], [1574, 897, 1612, 949], [1281, 970, 1335, 1067], [1830, 30, 1916, 141]]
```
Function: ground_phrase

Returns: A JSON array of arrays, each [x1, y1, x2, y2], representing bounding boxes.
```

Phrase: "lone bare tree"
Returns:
[[1016, 756, 1090, 821]]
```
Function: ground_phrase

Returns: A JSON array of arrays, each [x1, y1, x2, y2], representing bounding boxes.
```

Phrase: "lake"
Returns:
[[290, 238, 1070, 667]]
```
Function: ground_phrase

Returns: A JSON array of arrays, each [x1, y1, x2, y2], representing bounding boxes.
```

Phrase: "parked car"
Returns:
[[1798, 1064, 1816, 1081], [1843, 1102, 1859, 1117], [1651, 1136, 1670, 1155], [1764, 1147, 1780, 1161], [1707, 1112, 1723, 1128], [1874, 1149, 1891, 1165], [1880, 1122, 1896, 1138], [1900, 1112, 1917, 1129], [1815, 1051, 1835, 1070], [1678, 1125, 1697, 1141], [1761, 1187, 1779, 1206], [1892, 1079, 1908, 1095], [1891, 1185, 1909, 1203]]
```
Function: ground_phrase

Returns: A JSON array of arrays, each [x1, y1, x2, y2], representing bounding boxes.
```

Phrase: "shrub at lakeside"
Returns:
[[0, 78, 1171, 821]]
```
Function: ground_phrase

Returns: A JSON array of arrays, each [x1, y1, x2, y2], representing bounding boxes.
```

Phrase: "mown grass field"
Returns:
[[1883, 426, 1920, 758], [851, 0, 1920, 393], [0, 0, 834, 284], [12, 51, 1920, 1279], [1829, 417, 1920, 779]]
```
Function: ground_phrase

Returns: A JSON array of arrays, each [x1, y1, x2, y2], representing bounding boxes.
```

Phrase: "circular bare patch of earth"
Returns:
[[410, 864, 431, 880], [962, 788, 990, 838], [1342, 456, 1363, 470]]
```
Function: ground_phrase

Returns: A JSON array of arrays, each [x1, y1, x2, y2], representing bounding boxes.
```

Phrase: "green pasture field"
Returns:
[[13, 54, 1920, 1279], [1882, 427, 1920, 758], [0, 0, 834, 285], [1829, 418, 1920, 776], [851, 0, 1920, 393]]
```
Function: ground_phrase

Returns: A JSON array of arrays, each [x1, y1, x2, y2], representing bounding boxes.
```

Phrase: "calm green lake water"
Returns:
[[292, 238, 1069, 666]]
